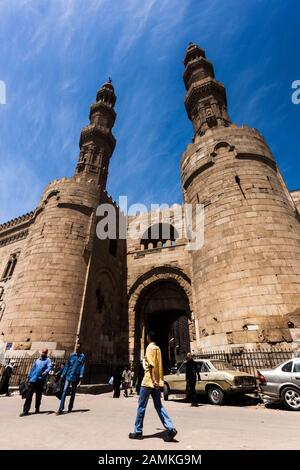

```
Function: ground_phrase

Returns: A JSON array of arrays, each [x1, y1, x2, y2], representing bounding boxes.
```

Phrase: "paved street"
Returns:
[[0, 392, 299, 450]]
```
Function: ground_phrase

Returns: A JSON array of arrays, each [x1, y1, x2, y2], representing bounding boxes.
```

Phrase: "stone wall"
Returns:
[[126, 207, 195, 360], [78, 194, 128, 364], [0, 175, 101, 353], [181, 125, 300, 351], [0, 213, 35, 351]]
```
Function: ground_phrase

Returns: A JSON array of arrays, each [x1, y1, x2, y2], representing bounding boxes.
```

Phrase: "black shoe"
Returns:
[[129, 433, 143, 440], [67, 409, 72, 413], [19, 412, 29, 417], [164, 429, 178, 442], [35, 409, 40, 414], [56, 410, 63, 416]]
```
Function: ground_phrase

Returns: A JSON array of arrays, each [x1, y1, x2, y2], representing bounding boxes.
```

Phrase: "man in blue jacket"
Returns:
[[56, 342, 85, 415], [20, 349, 52, 417]]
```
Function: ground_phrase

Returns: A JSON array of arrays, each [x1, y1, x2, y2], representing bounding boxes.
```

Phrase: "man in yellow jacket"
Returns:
[[129, 331, 177, 442]]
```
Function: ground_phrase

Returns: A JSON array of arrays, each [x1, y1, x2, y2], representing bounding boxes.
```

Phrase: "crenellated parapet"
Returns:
[[0, 211, 35, 234]]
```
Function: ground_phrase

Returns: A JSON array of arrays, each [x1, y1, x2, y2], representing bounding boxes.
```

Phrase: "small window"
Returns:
[[109, 239, 117, 257], [293, 361, 300, 373], [1, 253, 19, 281], [282, 361, 293, 372]]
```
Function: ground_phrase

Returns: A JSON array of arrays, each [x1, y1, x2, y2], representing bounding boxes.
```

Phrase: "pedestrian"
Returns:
[[0, 359, 16, 396], [56, 342, 85, 415], [129, 331, 177, 442], [19, 349, 52, 416], [122, 365, 131, 397], [185, 352, 200, 406], [112, 367, 122, 398]]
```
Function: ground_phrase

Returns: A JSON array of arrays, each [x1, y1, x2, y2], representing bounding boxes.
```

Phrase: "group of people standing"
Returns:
[[1, 334, 201, 443], [112, 364, 144, 398], [18, 342, 85, 417]]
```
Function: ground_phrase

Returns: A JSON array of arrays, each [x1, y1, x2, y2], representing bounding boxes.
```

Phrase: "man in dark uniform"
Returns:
[[185, 352, 200, 406]]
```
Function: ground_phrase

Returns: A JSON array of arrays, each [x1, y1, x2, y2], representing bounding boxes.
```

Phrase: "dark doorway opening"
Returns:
[[135, 280, 191, 372], [145, 310, 190, 371]]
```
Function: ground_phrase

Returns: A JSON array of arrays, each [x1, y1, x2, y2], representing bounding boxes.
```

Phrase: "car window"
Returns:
[[198, 362, 210, 372], [293, 361, 300, 373], [210, 360, 233, 371], [282, 361, 293, 372], [178, 362, 186, 374]]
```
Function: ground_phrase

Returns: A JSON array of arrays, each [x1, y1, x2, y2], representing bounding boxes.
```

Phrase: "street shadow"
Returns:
[[143, 429, 179, 443], [66, 409, 90, 413], [20, 411, 56, 416], [263, 402, 287, 411], [225, 395, 261, 407], [168, 394, 261, 408]]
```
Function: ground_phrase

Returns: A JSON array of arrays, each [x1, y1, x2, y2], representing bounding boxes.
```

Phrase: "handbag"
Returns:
[[19, 380, 29, 399], [45, 379, 61, 396]]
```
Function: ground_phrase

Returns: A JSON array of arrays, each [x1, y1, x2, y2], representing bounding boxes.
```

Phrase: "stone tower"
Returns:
[[181, 43, 300, 351], [1, 82, 117, 352]]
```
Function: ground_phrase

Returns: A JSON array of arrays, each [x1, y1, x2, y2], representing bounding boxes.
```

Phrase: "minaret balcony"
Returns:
[[79, 123, 116, 150]]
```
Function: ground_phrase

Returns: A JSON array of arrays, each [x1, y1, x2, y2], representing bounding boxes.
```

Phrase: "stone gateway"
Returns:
[[1, 45, 300, 369]]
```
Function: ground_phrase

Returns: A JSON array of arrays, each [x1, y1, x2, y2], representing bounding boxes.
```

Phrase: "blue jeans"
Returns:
[[134, 386, 175, 435], [59, 380, 78, 412]]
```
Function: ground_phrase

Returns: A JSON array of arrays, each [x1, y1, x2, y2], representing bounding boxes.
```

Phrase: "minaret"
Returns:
[[0, 82, 118, 353], [181, 43, 300, 352], [75, 80, 116, 189], [183, 43, 231, 137]]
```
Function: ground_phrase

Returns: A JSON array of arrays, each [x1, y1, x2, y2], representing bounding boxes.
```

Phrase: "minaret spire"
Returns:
[[75, 81, 117, 189], [183, 43, 231, 137]]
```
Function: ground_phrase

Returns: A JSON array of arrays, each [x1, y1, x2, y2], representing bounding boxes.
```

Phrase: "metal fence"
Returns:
[[0, 356, 116, 387], [196, 348, 293, 375], [0, 356, 67, 387], [0, 349, 295, 387]]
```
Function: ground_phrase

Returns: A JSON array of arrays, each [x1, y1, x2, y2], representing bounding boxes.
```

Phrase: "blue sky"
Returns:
[[0, 0, 299, 223]]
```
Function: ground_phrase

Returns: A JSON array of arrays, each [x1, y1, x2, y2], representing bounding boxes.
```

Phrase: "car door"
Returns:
[[171, 362, 186, 393], [197, 361, 209, 393], [291, 360, 300, 389], [265, 360, 293, 397]]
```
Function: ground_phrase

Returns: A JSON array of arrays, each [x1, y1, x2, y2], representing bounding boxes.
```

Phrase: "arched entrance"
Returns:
[[128, 267, 194, 371]]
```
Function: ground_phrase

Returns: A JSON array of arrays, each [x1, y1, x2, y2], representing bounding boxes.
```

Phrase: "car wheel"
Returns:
[[163, 383, 170, 401], [207, 386, 225, 405], [281, 387, 300, 411]]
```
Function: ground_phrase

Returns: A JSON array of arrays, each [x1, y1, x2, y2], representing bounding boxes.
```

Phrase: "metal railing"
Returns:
[[195, 348, 293, 375], [0, 348, 295, 387], [0, 356, 116, 387], [0, 356, 67, 387]]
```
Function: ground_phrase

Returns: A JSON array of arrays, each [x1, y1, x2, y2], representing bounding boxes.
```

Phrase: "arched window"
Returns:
[[1, 252, 19, 281], [141, 223, 179, 250]]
